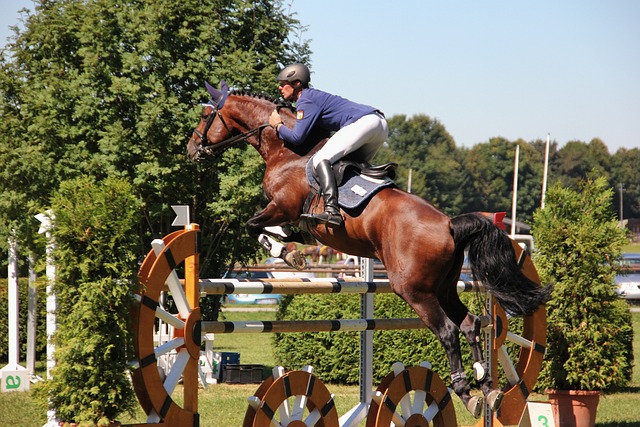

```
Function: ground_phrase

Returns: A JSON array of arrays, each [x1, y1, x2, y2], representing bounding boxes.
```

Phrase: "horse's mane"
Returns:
[[229, 90, 295, 113], [228, 89, 328, 156]]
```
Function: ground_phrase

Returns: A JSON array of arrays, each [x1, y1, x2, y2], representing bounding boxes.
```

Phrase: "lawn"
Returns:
[[2, 308, 639, 426]]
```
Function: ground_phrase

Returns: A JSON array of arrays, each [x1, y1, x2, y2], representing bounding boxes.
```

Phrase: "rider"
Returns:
[[269, 63, 388, 227]]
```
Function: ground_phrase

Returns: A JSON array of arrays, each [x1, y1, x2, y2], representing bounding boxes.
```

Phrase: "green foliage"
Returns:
[[611, 147, 640, 219], [273, 293, 483, 385], [375, 114, 468, 216], [532, 176, 633, 391], [34, 177, 141, 423], [463, 137, 545, 223], [0, 1, 310, 420], [0, 0, 309, 277], [375, 120, 640, 224]]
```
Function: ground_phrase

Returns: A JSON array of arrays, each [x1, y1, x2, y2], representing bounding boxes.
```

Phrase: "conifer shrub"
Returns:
[[533, 177, 633, 391], [33, 177, 141, 425]]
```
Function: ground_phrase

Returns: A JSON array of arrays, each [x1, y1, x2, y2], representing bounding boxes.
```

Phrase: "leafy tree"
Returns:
[[463, 137, 545, 223], [376, 114, 468, 216], [610, 148, 640, 220], [0, 0, 310, 278], [554, 139, 611, 188], [1, 0, 310, 422]]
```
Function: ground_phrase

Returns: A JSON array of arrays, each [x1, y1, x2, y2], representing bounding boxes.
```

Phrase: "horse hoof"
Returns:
[[466, 396, 483, 418], [284, 250, 306, 270], [487, 390, 504, 412]]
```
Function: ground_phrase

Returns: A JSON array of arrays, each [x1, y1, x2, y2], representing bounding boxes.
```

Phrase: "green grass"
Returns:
[[2, 308, 639, 426], [591, 308, 640, 426]]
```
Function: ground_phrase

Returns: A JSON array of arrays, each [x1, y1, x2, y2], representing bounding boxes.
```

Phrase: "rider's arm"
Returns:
[[277, 98, 321, 146]]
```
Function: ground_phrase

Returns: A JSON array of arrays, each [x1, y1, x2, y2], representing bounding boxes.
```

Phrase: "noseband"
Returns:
[[192, 104, 268, 161]]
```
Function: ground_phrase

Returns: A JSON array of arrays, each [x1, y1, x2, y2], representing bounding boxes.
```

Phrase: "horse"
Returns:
[[186, 81, 551, 418]]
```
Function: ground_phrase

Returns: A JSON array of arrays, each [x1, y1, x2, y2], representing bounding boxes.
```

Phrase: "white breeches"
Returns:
[[312, 113, 388, 168]]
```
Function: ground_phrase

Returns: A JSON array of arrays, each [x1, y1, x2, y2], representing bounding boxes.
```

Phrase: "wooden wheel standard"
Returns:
[[130, 226, 201, 426], [367, 361, 457, 427], [477, 240, 547, 426], [245, 366, 340, 427]]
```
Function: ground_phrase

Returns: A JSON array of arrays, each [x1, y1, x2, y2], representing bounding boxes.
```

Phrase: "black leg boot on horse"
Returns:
[[301, 159, 343, 227]]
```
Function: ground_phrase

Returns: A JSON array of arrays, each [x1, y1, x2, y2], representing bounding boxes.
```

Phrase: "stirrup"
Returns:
[[300, 212, 343, 227]]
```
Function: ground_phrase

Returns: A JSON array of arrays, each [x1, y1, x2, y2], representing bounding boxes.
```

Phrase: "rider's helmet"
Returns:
[[277, 63, 310, 88]]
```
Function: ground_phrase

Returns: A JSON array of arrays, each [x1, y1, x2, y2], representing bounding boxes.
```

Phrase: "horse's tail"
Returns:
[[451, 212, 552, 316]]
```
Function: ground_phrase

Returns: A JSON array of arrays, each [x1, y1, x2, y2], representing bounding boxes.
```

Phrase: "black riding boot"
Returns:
[[301, 160, 343, 227]]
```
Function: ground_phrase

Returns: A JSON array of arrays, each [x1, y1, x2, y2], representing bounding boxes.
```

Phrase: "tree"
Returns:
[[463, 137, 545, 223], [33, 177, 140, 424], [376, 114, 468, 216], [0, 0, 310, 277], [554, 139, 611, 188], [610, 148, 640, 220], [1, 0, 310, 422]]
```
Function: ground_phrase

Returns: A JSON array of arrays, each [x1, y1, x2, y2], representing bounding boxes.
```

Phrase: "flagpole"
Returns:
[[511, 145, 519, 237], [541, 133, 550, 209]]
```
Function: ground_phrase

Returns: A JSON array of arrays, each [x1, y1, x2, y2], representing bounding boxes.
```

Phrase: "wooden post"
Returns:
[[183, 223, 200, 415]]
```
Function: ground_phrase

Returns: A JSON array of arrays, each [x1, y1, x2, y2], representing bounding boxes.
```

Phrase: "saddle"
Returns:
[[331, 160, 397, 185], [304, 159, 398, 212]]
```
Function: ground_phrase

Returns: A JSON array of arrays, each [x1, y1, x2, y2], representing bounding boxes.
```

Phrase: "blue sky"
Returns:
[[3, 1, 639, 152]]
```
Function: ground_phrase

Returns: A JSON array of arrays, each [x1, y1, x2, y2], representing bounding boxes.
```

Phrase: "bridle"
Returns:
[[192, 103, 268, 162]]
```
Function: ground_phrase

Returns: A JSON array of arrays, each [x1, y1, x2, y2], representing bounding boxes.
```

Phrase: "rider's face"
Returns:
[[278, 80, 299, 101]]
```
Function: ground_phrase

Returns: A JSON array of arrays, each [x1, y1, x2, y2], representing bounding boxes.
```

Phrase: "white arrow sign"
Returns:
[[171, 205, 190, 227], [35, 210, 54, 234]]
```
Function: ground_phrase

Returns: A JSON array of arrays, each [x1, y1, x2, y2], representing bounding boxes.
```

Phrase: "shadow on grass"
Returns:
[[605, 385, 640, 394], [596, 423, 640, 427]]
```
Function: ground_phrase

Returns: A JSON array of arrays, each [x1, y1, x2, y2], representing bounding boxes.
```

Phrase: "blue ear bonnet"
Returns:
[[204, 80, 229, 109]]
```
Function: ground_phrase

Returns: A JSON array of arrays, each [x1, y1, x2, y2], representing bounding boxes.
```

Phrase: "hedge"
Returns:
[[272, 292, 503, 386]]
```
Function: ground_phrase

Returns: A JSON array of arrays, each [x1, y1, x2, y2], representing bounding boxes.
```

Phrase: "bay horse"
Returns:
[[186, 82, 551, 417]]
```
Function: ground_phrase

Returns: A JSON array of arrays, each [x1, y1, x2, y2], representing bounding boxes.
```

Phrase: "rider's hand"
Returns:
[[269, 110, 284, 129]]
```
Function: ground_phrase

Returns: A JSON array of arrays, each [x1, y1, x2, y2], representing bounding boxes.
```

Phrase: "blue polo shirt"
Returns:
[[277, 88, 377, 146]]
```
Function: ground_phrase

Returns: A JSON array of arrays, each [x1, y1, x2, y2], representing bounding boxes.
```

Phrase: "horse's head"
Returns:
[[187, 80, 326, 163], [187, 81, 236, 162]]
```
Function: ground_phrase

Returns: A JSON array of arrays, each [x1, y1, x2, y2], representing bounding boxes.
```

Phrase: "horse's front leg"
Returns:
[[247, 203, 306, 270]]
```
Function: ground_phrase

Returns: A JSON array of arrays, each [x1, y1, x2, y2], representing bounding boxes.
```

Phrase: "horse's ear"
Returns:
[[205, 81, 222, 104], [218, 80, 229, 109], [205, 80, 229, 109]]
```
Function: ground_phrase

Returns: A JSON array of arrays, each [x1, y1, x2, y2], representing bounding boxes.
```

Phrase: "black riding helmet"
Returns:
[[277, 63, 311, 88]]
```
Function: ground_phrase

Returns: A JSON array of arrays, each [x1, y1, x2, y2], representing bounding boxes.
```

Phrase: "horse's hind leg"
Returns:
[[460, 312, 503, 411], [442, 290, 504, 412], [401, 292, 484, 418]]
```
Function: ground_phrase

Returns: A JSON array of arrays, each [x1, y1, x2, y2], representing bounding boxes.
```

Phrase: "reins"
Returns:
[[199, 124, 269, 158], [194, 104, 269, 159]]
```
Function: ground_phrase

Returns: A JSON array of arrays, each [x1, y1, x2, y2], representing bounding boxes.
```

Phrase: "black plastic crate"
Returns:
[[221, 364, 264, 384], [220, 352, 240, 365]]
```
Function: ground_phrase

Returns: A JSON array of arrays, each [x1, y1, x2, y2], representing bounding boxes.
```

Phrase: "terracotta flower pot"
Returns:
[[546, 389, 601, 427]]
